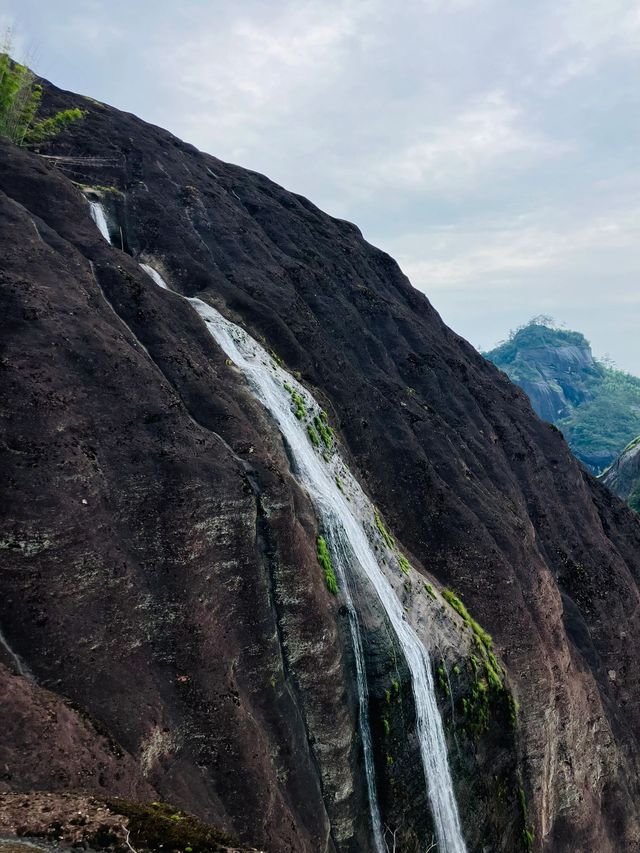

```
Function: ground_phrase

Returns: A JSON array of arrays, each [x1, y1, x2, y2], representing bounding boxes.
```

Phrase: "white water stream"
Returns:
[[140, 263, 169, 289], [190, 299, 467, 853], [0, 625, 32, 679], [89, 202, 466, 852], [89, 200, 110, 242]]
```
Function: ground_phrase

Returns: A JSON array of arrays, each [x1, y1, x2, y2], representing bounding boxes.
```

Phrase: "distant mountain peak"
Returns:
[[485, 318, 640, 473]]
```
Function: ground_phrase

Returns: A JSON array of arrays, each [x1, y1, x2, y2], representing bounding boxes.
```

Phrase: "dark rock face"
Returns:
[[1, 79, 640, 852], [0, 662, 153, 798], [0, 139, 365, 852]]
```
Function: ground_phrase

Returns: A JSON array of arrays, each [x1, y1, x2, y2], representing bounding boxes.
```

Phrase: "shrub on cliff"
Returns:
[[0, 36, 84, 146]]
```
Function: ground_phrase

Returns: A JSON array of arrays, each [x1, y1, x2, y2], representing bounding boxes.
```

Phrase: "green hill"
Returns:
[[485, 319, 640, 474]]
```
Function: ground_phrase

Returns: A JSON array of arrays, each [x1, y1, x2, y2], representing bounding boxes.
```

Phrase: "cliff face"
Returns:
[[603, 437, 640, 508], [512, 344, 597, 423], [487, 331, 599, 424], [2, 78, 640, 853]]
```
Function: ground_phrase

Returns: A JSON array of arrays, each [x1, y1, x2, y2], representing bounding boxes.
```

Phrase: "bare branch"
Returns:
[[121, 825, 138, 853]]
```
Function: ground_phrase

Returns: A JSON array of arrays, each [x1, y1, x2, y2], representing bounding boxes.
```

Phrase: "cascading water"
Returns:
[[140, 263, 169, 289], [139, 268, 385, 853], [88, 199, 466, 851], [89, 200, 110, 242], [190, 298, 467, 853], [0, 626, 32, 679]]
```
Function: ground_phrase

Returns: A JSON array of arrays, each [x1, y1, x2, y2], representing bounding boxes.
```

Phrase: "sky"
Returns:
[[3, 0, 640, 372]]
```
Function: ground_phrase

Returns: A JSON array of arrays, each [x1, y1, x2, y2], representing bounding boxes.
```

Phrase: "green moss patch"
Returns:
[[442, 589, 493, 652], [397, 554, 411, 575], [307, 423, 320, 447], [374, 509, 395, 549], [443, 588, 505, 688], [317, 536, 338, 594], [437, 665, 450, 696], [283, 382, 306, 420], [75, 182, 124, 196], [517, 786, 535, 852], [313, 413, 334, 449], [439, 589, 526, 744], [423, 582, 437, 599]]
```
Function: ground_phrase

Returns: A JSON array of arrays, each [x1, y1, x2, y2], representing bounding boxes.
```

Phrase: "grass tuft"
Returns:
[[397, 554, 411, 574], [442, 589, 494, 651], [314, 413, 334, 449], [317, 536, 338, 594], [374, 509, 395, 548]]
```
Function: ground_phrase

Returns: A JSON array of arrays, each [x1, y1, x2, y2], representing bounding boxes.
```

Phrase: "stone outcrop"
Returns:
[[602, 437, 640, 505]]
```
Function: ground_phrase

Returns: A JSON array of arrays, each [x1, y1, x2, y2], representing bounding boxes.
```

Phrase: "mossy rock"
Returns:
[[105, 799, 245, 852]]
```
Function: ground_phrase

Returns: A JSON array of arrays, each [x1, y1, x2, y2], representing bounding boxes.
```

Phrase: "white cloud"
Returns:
[[389, 205, 640, 292], [0, 11, 29, 60], [49, 1, 123, 54], [152, 0, 379, 141], [359, 90, 570, 195], [387, 205, 640, 366], [542, 0, 640, 86], [553, 0, 640, 53]]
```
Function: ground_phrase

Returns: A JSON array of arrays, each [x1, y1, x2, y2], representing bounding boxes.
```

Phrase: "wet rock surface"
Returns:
[[1, 78, 640, 851]]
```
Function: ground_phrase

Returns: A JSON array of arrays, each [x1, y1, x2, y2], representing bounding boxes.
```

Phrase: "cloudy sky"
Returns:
[[3, 0, 640, 371]]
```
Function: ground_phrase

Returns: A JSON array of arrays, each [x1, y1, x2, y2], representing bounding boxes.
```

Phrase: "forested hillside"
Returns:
[[485, 320, 640, 473]]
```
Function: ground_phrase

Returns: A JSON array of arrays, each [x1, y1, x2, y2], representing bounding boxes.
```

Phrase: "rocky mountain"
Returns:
[[485, 321, 640, 473], [603, 436, 640, 511], [2, 75, 640, 853]]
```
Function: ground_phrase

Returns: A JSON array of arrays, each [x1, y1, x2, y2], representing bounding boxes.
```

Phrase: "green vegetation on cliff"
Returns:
[[563, 369, 640, 464], [306, 423, 320, 447], [284, 382, 306, 419], [316, 536, 338, 594], [0, 43, 84, 146], [488, 319, 590, 372], [442, 589, 493, 652], [485, 318, 640, 475], [374, 509, 395, 548], [314, 412, 334, 449]]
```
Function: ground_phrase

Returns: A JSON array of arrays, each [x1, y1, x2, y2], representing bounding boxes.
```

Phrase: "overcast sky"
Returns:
[[3, 0, 640, 372]]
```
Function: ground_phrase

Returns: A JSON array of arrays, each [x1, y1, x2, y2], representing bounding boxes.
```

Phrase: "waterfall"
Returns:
[[140, 263, 169, 289], [190, 298, 467, 853], [0, 625, 33, 680], [92, 220, 466, 850], [140, 263, 466, 852], [138, 262, 387, 848], [89, 200, 111, 242]]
